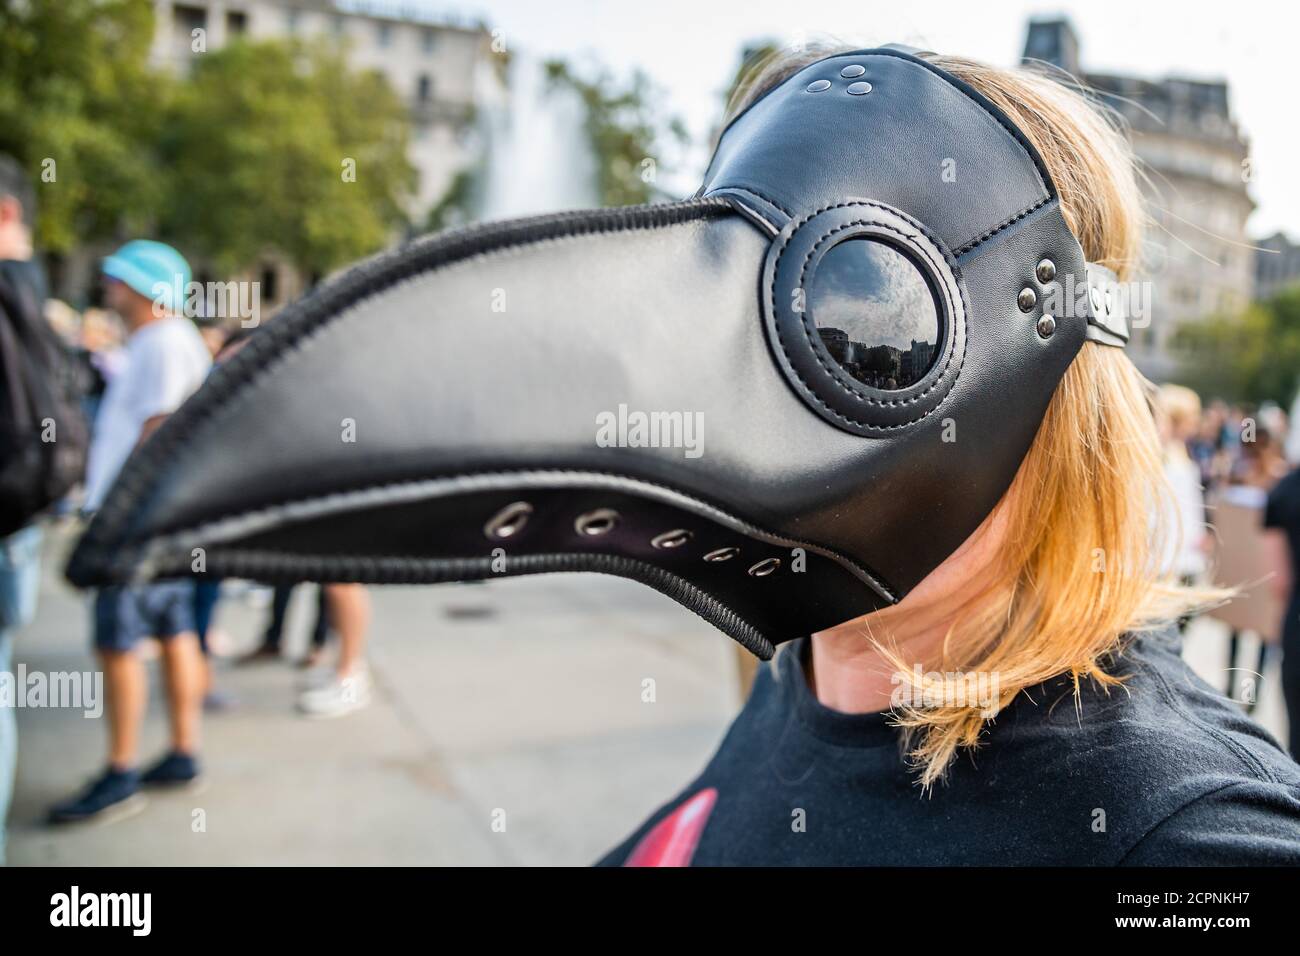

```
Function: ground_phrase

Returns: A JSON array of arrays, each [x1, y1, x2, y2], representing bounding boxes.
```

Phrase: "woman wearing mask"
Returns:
[[597, 47, 1300, 866]]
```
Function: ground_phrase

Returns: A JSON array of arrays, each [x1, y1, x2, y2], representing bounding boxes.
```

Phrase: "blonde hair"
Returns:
[[728, 45, 1225, 786], [1157, 383, 1203, 438]]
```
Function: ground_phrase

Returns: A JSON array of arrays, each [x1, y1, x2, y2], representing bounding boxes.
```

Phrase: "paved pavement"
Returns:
[[7, 524, 741, 865], [4, 524, 1290, 865]]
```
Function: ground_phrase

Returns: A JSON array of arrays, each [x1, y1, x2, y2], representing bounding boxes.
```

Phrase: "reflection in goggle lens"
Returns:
[[809, 238, 941, 391]]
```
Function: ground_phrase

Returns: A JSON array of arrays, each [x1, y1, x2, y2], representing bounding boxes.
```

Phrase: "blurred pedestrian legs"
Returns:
[[0, 524, 42, 862], [297, 584, 371, 718]]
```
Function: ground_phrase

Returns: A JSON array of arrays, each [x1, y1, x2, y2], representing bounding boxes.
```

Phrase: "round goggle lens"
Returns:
[[808, 238, 942, 390]]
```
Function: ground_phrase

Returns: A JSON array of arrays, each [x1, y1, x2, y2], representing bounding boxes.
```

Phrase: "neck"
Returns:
[[809, 602, 954, 714], [808, 510, 1007, 714], [0, 227, 32, 261]]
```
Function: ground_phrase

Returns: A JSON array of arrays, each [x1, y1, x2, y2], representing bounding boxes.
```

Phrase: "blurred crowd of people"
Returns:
[[1183, 398, 1291, 498], [0, 154, 372, 848], [1156, 388, 1293, 583], [1157, 384, 1300, 762]]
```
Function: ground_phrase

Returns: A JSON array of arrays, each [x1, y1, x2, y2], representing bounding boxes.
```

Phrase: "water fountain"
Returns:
[[473, 53, 600, 220]]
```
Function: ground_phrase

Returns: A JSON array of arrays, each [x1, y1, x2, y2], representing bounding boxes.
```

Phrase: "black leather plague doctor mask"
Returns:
[[66, 46, 1131, 660]]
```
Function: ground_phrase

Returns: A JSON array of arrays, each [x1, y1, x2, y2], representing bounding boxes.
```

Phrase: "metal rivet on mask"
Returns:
[[806, 79, 832, 93], [840, 64, 866, 78], [704, 547, 740, 562], [1035, 258, 1056, 283], [1017, 287, 1037, 312], [1037, 315, 1057, 339], [846, 81, 873, 95], [748, 557, 781, 577], [651, 529, 693, 550], [574, 508, 619, 537], [483, 501, 533, 540]]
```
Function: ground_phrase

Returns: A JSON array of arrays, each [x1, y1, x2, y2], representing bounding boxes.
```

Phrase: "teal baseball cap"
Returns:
[[102, 240, 191, 312]]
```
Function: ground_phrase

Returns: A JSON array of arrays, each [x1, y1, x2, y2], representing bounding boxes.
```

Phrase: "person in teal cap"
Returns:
[[103, 239, 192, 314], [49, 240, 212, 824]]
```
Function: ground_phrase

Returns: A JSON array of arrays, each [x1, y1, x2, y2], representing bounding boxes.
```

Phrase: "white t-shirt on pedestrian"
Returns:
[[1160, 452, 1208, 579], [83, 316, 211, 511]]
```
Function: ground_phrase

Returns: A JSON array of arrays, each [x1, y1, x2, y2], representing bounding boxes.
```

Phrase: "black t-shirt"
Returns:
[[599, 631, 1300, 865], [1265, 467, 1300, 573]]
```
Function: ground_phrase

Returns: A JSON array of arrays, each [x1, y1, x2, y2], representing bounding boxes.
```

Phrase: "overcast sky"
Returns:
[[421, 0, 1296, 237]]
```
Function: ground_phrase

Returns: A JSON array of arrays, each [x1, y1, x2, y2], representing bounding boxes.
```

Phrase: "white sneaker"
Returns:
[[296, 662, 338, 690], [297, 667, 371, 718]]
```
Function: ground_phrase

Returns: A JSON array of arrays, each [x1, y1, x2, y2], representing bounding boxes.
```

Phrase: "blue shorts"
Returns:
[[94, 580, 197, 652]]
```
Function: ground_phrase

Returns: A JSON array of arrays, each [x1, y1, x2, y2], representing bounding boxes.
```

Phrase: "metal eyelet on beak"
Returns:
[[574, 509, 619, 537], [651, 529, 693, 550], [846, 81, 873, 95], [840, 65, 866, 78], [1017, 287, 1037, 312], [806, 79, 831, 93], [1035, 259, 1056, 283], [704, 547, 740, 562], [1037, 315, 1057, 339], [748, 558, 781, 577], [484, 502, 533, 540]]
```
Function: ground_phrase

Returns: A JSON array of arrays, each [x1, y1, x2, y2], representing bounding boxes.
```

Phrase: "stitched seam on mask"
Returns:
[[723, 53, 1060, 256], [796, 220, 959, 408], [168, 550, 780, 660], [953, 195, 1053, 257], [101, 468, 898, 605], [713, 184, 796, 219], [874, 51, 1054, 197], [703, 187, 783, 234], [718, 189, 782, 231], [767, 200, 968, 431]]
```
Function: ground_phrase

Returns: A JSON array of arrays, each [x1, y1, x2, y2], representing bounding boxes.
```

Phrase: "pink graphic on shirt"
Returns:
[[623, 787, 718, 867]]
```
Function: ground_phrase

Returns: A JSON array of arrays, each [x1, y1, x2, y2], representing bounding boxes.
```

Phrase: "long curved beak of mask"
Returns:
[[66, 47, 1129, 659]]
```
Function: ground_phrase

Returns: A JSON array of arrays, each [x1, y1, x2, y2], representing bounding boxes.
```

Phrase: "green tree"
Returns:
[[1173, 286, 1300, 406], [0, 0, 165, 251], [161, 39, 416, 275], [424, 58, 687, 231], [543, 60, 687, 207]]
